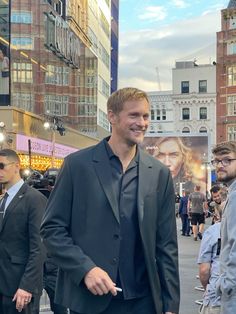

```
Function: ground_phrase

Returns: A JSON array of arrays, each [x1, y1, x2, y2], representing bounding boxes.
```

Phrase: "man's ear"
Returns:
[[108, 110, 117, 125]]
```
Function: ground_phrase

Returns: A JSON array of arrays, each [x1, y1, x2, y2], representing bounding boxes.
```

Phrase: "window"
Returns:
[[44, 95, 68, 116], [228, 125, 236, 141], [199, 126, 207, 133], [181, 81, 189, 94], [45, 65, 69, 85], [13, 63, 33, 83], [199, 107, 207, 119], [182, 127, 190, 133], [199, 80, 207, 93], [99, 76, 110, 98], [12, 93, 34, 111], [151, 109, 155, 120], [227, 95, 236, 116], [99, 109, 110, 131], [11, 37, 33, 50], [88, 27, 98, 53], [227, 42, 236, 55], [227, 66, 236, 86], [99, 10, 109, 38], [182, 108, 190, 120], [11, 11, 32, 24], [162, 109, 166, 120], [156, 109, 160, 120], [229, 16, 236, 30], [98, 42, 110, 69]]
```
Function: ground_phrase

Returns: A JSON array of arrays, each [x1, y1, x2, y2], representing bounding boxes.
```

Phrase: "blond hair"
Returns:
[[107, 87, 149, 114]]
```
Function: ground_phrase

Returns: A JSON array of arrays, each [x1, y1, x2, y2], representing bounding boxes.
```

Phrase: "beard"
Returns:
[[217, 172, 236, 184]]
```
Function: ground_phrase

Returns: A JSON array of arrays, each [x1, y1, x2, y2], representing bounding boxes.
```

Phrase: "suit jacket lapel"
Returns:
[[93, 141, 120, 224], [0, 184, 28, 232], [138, 149, 154, 222]]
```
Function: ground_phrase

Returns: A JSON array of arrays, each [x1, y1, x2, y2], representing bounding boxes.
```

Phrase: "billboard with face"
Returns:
[[141, 134, 210, 195]]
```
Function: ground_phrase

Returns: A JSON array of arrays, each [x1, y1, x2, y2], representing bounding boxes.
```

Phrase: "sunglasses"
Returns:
[[0, 162, 15, 170]]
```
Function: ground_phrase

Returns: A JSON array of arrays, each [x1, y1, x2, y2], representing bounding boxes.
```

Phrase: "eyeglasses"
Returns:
[[211, 158, 236, 167], [0, 162, 15, 170]]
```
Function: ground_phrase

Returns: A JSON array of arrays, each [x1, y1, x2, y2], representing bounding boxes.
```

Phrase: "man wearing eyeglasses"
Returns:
[[211, 141, 236, 314], [0, 149, 47, 314]]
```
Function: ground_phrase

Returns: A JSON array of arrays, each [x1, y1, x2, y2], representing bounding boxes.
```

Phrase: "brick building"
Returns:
[[216, 0, 236, 142]]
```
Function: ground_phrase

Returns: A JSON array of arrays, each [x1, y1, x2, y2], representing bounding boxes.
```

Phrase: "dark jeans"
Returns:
[[180, 214, 190, 235], [44, 286, 67, 314], [0, 294, 40, 314], [70, 295, 156, 314]]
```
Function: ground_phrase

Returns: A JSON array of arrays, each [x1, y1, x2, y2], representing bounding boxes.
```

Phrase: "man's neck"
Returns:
[[108, 138, 137, 172], [4, 177, 22, 190]]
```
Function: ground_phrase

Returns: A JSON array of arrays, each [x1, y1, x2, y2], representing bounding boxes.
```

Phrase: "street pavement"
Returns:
[[40, 217, 210, 314]]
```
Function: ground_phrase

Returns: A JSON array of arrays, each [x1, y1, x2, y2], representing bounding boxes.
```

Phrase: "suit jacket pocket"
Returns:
[[11, 255, 27, 265]]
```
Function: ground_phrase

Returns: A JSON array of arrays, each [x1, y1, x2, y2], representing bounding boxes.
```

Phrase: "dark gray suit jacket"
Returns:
[[0, 183, 47, 297], [41, 140, 180, 314]]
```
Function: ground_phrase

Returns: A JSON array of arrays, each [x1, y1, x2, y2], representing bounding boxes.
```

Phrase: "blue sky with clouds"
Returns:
[[118, 0, 229, 91]]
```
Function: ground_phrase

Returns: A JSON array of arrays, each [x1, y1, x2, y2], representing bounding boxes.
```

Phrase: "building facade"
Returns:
[[216, 0, 236, 142], [172, 61, 216, 144], [87, 0, 112, 136], [110, 0, 119, 94], [147, 91, 174, 134], [0, 0, 118, 139]]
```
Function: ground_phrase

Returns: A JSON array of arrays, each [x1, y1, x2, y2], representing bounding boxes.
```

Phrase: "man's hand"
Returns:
[[84, 267, 117, 296], [12, 288, 32, 312]]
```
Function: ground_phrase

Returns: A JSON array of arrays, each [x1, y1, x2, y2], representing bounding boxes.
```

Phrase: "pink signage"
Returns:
[[16, 134, 78, 158]]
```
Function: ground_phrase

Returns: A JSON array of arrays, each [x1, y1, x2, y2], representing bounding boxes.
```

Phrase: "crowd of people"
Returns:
[[0, 87, 236, 314]]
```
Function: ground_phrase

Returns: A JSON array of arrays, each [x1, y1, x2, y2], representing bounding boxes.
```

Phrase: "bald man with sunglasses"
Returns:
[[0, 149, 47, 314]]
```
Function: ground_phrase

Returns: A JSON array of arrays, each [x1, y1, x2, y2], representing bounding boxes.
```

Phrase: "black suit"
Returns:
[[41, 140, 180, 314], [0, 183, 47, 314]]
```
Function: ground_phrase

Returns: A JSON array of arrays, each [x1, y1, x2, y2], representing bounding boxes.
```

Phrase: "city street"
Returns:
[[40, 217, 209, 314]]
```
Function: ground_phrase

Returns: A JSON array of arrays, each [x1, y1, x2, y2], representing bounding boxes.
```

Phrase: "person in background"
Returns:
[[211, 141, 236, 314], [0, 149, 47, 314], [188, 185, 207, 241], [40, 87, 180, 314], [179, 190, 191, 236], [197, 206, 222, 314], [207, 185, 222, 224]]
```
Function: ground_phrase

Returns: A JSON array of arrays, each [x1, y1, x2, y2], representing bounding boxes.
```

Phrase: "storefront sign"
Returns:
[[45, 13, 80, 68], [16, 134, 78, 158]]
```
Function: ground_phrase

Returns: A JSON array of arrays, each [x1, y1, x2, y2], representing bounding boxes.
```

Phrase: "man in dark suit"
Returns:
[[41, 87, 180, 314], [0, 149, 47, 314]]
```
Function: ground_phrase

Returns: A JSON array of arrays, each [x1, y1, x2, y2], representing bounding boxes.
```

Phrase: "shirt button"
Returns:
[[111, 258, 118, 265], [113, 234, 119, 240]]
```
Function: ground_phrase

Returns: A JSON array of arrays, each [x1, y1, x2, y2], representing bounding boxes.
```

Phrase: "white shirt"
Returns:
[[4, 179, 24, 214]]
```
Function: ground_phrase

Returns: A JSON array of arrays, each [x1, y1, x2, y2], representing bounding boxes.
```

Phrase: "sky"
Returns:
[[118, 0, 229, 91]]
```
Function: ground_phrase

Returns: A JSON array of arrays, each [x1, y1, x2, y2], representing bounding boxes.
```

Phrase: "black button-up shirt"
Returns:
[[104, 139, 150, 300]]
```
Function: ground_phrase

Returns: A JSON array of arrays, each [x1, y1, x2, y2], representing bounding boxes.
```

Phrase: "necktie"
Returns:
[[0, 192, 8, 229]]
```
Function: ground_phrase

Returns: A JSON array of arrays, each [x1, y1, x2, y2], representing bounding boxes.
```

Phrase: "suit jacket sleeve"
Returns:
[[19, 189, 47, 294], [156, 170, 180, 313], [40, 158, 96, 288]]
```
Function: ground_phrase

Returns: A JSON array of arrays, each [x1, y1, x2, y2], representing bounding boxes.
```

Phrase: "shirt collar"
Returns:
[[6, 179, 24, 197], [103, 138, 139, 163]]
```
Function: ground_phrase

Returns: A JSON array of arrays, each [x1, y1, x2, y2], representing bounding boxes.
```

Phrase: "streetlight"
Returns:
[[201, 162, 211, 198], [43, 116, 65, 167]]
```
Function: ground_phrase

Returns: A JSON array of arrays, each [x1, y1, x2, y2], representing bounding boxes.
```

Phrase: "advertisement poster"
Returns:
[[141, 134, 210, 195]]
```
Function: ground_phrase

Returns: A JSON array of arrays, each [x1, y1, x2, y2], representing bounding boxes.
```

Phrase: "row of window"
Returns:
[[150, 107, 208, 121], [181, 80, 207, 94]]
